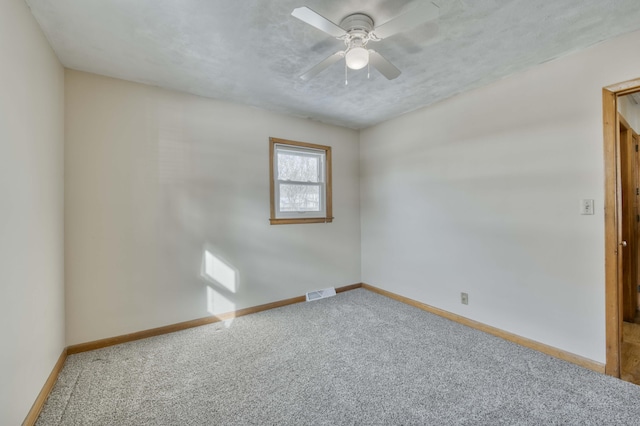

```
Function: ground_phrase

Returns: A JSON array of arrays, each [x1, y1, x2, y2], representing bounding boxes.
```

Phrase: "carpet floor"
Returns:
[[37, 289, 640, 425]]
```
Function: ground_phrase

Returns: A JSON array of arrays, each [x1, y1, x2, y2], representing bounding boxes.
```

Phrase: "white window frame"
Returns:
[[269, 137, 333, 225]]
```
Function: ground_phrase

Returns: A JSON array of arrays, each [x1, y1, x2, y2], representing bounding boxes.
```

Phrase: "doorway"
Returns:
[[603, 78, 640, 379]]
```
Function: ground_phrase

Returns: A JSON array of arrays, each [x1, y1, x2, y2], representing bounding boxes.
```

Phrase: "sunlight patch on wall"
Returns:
[[206, 285, 236, 323], [204, 250, 237, 293]]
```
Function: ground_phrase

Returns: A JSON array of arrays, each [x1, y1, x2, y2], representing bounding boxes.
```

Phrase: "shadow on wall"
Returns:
[[201, 247, 239, 325]]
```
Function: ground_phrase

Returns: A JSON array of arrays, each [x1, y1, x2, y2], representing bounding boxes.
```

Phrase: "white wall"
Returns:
[[65, 70, 361, 345], [0, 1, 65, 424], [361, 29, 640, 363]]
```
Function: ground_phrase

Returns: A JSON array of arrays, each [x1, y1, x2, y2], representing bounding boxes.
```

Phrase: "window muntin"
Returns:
[[269, 138, 332, 225]]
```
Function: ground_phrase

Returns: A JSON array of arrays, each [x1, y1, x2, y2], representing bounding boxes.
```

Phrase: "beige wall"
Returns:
[[360, 29, 640, 364], [64, 70, 361, 345], [0, 1, 65, 424]]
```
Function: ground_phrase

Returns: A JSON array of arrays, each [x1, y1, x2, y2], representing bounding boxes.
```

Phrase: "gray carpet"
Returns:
[[37, 289, 640, 425]]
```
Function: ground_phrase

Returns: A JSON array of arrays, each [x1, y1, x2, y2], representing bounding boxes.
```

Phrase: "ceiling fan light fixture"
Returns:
[[293, 4, 439, 81], [345, 47, 369, 70]]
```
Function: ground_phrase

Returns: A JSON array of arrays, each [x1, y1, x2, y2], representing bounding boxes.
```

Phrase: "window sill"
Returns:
[[269, 217, 334, 225]]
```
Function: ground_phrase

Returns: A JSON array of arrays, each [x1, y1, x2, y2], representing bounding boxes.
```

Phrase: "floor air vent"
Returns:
[[306, 287, 336, 302]]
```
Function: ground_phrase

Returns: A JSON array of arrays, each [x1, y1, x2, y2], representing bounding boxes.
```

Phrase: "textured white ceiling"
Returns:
[[25, 0, 640, 129]]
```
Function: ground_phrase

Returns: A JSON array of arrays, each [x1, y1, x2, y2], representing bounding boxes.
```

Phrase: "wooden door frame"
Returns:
[[604, 77, 640, 377]]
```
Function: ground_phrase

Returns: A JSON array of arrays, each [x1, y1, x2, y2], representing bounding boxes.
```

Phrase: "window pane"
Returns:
[[279, 184, 321, 212], [277, 151, 320, 182]]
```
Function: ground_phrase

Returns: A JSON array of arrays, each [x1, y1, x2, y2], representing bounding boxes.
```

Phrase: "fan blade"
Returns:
[[300, 51, 345, 81], [291, 7, 347, 38], [372, 2, 439, 39], [368, 50, 401, 80]]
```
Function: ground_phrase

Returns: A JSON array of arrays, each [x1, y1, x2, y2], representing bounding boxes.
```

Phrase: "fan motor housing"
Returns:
[[340, 13, 374, 34]]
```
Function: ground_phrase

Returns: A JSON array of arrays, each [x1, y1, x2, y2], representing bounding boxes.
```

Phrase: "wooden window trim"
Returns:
[[269, 137, 333, 225]]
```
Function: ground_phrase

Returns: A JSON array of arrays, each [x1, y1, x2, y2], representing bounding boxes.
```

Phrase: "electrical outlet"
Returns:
[[461, 292, 468, 305]]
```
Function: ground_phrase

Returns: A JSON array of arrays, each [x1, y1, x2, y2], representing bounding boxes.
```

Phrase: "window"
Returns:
[[269, 137, 332, 225]]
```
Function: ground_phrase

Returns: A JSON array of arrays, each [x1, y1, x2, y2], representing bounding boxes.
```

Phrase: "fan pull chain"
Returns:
[[367, 61, 370, 79], [345, 61, 348, 85]]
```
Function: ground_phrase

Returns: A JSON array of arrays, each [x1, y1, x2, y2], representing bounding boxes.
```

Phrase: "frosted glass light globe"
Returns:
[[345, 47, 369, 70]]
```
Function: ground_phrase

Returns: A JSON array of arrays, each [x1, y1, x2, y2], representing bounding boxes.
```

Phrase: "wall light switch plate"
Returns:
[[580, 199, 594, 215]]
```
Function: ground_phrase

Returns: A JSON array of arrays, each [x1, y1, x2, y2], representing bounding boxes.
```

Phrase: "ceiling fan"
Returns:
[[291, 2, 439, 82]]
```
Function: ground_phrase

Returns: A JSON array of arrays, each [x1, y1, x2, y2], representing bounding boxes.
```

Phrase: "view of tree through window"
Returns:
[[277, 151, 322, 212]]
